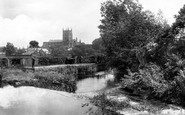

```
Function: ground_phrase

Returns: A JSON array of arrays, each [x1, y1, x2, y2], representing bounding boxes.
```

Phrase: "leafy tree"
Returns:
[[158, 4, 185, 80], [3, 42, 16, 56], [172, 5, 185, 36], [99, 0, 168, 79], [15, 48, 26, 55], [70, 44, 95, 57], [97, 1, 185, 106], [92, 38, 105, 55], [168, 4, 185, 59], [29, 40, 39, 48], [50, 46, 69, 58]]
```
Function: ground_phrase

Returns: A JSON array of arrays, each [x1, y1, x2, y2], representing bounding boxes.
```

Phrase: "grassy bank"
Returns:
[[2, 68, 77, 92]]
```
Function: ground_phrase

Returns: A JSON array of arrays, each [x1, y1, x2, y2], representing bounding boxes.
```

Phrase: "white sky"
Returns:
[[0, 0, 185, 48]]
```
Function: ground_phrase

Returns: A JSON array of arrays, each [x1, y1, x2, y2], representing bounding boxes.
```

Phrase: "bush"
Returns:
[[34, 71, 77, 92], [121, 63, 185, 106], [89, 92, 128, 115]]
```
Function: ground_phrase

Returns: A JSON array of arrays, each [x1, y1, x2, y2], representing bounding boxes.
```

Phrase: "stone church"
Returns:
[[42, 29, 81, 49]]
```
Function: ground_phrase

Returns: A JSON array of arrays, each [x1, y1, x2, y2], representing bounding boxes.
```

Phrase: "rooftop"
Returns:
[[48, 40, 63, 42]]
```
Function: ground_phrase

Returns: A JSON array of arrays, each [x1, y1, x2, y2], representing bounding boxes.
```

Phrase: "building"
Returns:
[[43, 40, 63, 48], [42, 29, 81, 49], [0, 47, 50, 68], [63, 29, 73, 47], [0, 53, 38, 68]]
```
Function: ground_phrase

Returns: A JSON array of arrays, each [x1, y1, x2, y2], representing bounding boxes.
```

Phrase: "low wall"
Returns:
[[34, 63, 97, 79]]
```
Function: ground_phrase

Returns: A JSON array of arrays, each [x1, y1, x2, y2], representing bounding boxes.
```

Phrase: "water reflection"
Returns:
[[76, 72, 114, 93], [0, 86, 92, 115]]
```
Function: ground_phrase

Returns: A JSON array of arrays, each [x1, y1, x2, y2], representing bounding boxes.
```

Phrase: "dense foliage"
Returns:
[[3, 42, 16, 56], [99, 0, 185, 106], [70, 44, 96, 57], [92, 38, 105, 55], [99, 0, 169, 79], [50, 46, 69, 58], [29, 40, 39, 48], [3, 43, 28, 56]]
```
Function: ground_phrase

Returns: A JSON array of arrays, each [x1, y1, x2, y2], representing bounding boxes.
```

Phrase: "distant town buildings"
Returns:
[[43, 29, 81, 49], [0, 28, 83, 68]]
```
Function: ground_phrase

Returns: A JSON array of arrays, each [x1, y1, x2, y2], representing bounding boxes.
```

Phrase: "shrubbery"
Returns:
[[33, 71, 77, 92], [89, 93, 128, 115], [99, 0, 185, 107], [2, 69, 77, 93], [121, 63, 185, 106]]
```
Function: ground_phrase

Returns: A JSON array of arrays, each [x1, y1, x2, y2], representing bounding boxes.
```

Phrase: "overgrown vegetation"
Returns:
[[99, 0, 185, 107], [88, 92, 129, 115], [2, 69, 77, 92]]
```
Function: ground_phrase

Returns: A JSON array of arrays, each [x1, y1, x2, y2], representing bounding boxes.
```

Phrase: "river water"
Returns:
[[76, 72, 114, 93], [1, 71, 184, 115], [0, 72, 114, 115]]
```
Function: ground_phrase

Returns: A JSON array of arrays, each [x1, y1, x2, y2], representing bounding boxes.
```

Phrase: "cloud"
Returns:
[[0, 0, 106, 48], [0, 15, 47, 47], [1, 0, 183, 48]]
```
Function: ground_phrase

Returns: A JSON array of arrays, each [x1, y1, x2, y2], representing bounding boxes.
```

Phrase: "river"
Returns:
[[0, 71, 114, 115], [76, 71, 114, 93], [1, 71, 185, 115]]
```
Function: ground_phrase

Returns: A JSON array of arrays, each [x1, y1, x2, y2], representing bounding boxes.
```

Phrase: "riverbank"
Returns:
[[1, 62, 100, 91], [1, 68, 77, 92], [77, 85, 185, 115], [2, 68, 185, 115]]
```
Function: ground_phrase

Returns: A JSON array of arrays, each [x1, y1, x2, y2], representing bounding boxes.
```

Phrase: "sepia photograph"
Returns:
[[1, 0, 185, 115]]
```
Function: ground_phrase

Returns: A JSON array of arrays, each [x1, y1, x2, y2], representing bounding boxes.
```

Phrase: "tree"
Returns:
[[15, 48, 26, 55], [29, 40, 39, 48], [99, 0, 168, 79], [92, 38, 105, 54], [3, 42, 16, 56], [70, 44, 95, 57], [172, 5, 185, 36], [169, 5, 185, 59], [50, 46, 69, 58]]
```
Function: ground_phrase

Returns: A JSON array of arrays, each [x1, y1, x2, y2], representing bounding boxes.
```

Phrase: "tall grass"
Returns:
[[2, 69, 77, 92]]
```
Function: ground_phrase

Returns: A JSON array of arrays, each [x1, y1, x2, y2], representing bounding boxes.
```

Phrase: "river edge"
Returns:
[[1, 68, 185, 115], [1, 84, 185, 115], [75, 85, 185, 115], [1, 68, 79, 92]]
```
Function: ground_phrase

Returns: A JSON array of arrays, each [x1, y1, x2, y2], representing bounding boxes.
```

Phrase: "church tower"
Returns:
[[63, 29, 73, 47]]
